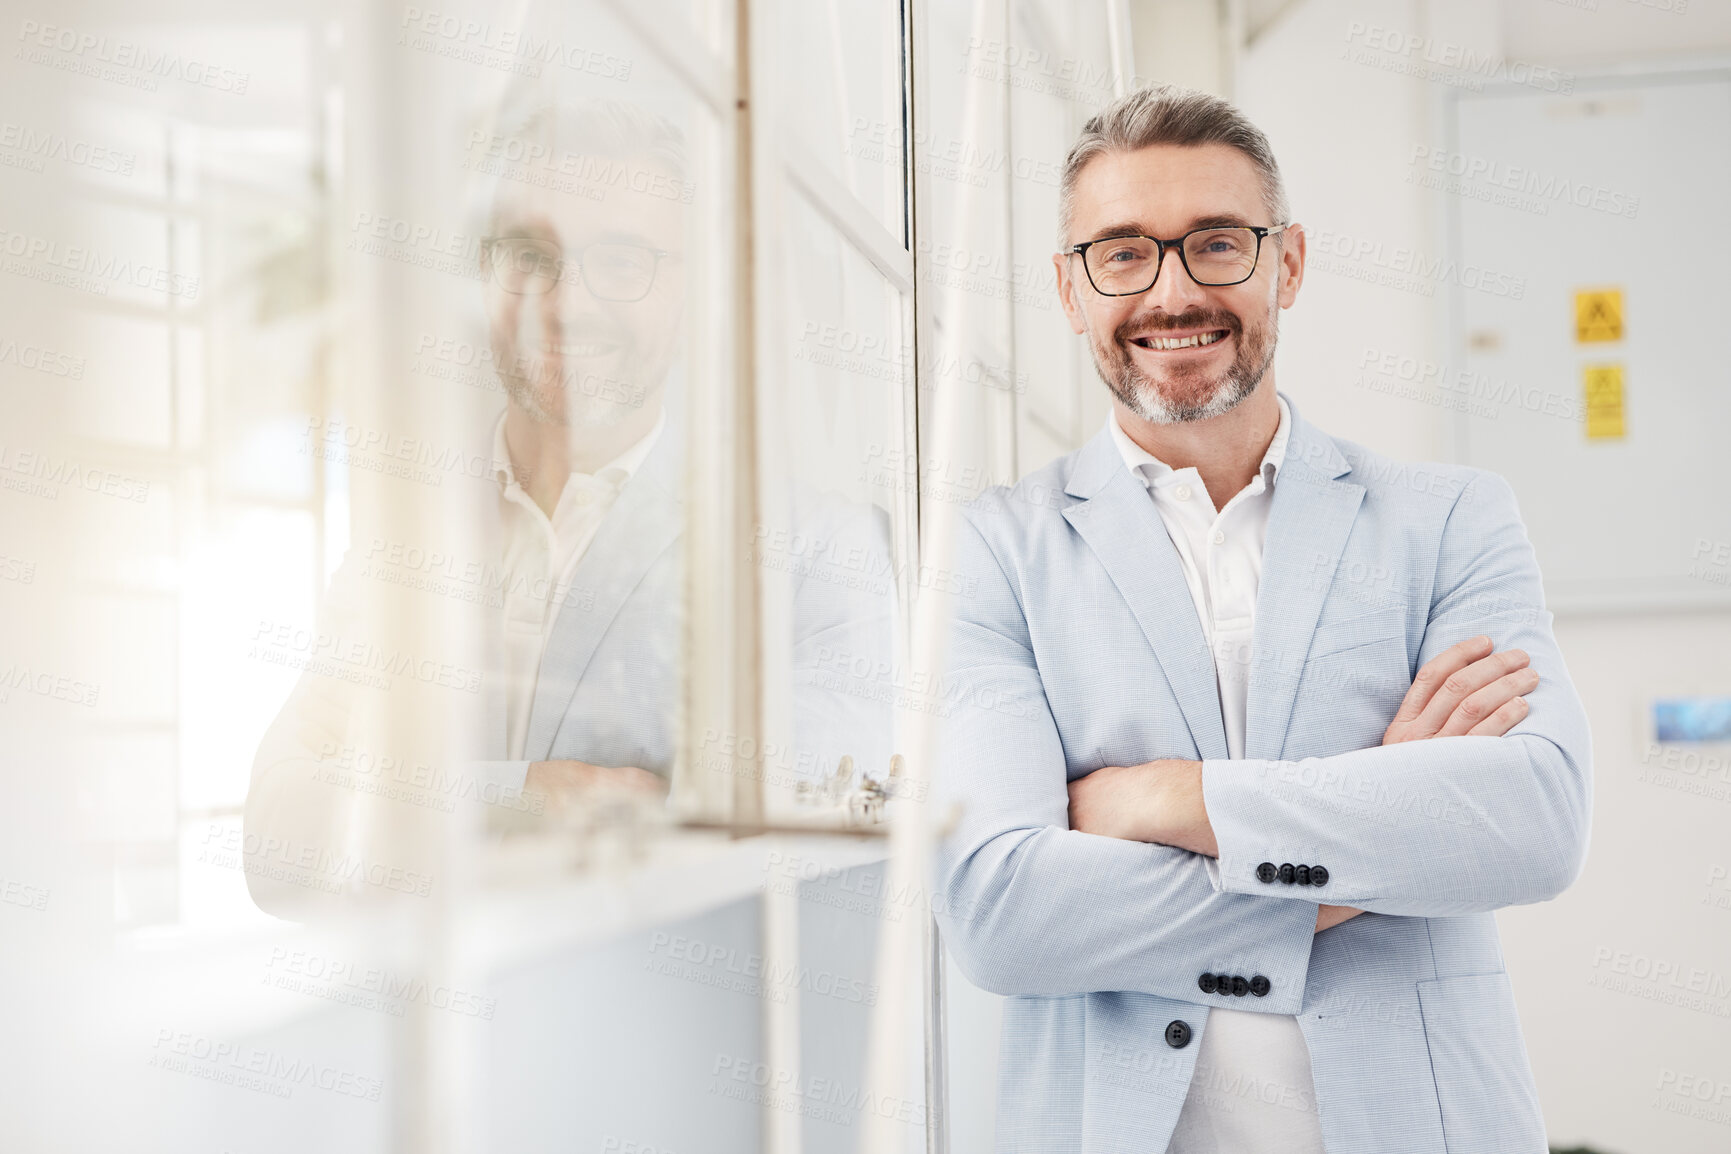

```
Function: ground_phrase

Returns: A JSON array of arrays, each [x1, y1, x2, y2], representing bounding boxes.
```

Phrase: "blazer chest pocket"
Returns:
[[1292, 604, 1411, 748], [1307, 603, 1406, 662]]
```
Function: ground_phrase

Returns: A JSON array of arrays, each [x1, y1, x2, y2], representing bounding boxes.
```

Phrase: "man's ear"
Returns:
[[1053, 251, 1087, 335], [1276, 223, 1305, 310]]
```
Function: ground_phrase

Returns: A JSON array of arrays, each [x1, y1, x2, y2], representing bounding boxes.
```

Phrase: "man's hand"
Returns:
[[1315, 904, 1362, 932], [1323, 635, 1541, 931], [1382, 634, 1537, 744], [523, 759, 667, 813]]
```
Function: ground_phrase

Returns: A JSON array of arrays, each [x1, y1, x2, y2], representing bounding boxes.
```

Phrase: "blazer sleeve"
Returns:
[[932, 500, 1319, 1011], [242, 553, 370, 918], [1202, 470, 1593, 917]]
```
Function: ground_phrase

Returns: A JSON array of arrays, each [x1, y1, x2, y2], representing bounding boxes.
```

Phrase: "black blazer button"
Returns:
[[1198, 973, 1218, 995], [1165, 1020, 1192, 1048], [1256, 861, 1278, 884], [1278, 863, 1295, 884], [1310, 865, 1329, 886], [1250, 975, 1271, 997], [1295, 865, 1311, 886], [1230, 975, 1250, 996]]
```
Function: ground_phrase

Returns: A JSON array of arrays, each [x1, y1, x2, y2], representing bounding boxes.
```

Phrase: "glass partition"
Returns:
[[0, 0, 1124, 1150]]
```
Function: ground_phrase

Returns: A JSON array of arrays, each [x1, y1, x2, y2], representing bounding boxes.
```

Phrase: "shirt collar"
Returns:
[[492, 404, 667, 494], [1107, 393, 1291, 493]]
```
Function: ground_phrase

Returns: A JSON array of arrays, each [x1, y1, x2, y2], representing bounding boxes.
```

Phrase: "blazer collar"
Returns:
[[1275, 393, 1352, 482], [1244, 400, 1364, 759], [1069, 391, 1350, 499], [1061, 451, 1228, 760], [1060, 391, 1362, 762], [521, 402, 686, 761]]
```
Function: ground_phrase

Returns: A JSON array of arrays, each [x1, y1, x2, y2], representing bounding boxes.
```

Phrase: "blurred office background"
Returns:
[[0, 0, 1726, 1151]]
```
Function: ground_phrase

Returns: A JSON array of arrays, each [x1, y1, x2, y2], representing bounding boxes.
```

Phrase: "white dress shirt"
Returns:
[[484, 407, 665, 786], [1108, 396, 1327, 1154]]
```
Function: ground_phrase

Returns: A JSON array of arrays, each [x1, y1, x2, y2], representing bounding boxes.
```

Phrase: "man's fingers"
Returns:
[[1446, 666, 1539, 737], [1391, 635, 1493, 725], [1315, 904, 1365, 933], [1465, 694, 1531, 738], [606, 766, 669, 796], [1437, 666, 1540, 737], [527, 761, 667, 809], [1409, 647, 1530, 737]]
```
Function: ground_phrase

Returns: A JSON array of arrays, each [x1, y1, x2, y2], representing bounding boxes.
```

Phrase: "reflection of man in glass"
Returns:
[[470, 96, 900, 823], [472, 96, 898, 817], [472, 96, 688, 809], [244, 97, 690, 913]]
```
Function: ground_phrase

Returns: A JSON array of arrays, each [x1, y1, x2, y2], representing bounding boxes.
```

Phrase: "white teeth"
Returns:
[[1139, 330, 1225, 351]]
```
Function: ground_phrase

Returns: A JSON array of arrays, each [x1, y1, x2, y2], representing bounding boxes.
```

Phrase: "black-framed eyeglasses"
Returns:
[[482, 236, 670, 302], [1068, 223, 1292, 295]]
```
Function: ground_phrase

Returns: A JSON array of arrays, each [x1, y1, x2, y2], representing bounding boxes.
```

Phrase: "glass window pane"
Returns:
[[780, 0, 907, 240]]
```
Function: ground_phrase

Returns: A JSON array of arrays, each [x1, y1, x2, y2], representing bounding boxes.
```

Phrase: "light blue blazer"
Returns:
[[933, 392, 1592, 1154]]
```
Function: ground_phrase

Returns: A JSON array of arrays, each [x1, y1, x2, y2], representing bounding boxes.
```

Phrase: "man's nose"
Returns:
[[1143, 245, 1211, 314], [543, 260, 603, 326]]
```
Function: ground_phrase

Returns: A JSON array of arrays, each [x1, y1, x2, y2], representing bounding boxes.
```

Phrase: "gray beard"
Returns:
[[1094, 301, 1279, 426], [1113, 360, 1260, 424], [501, 354, 647, 430]]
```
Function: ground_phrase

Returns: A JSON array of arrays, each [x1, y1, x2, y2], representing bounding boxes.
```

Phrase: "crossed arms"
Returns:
[[932, 473, 1593, 1012], [1067, 634, 1541, 933]]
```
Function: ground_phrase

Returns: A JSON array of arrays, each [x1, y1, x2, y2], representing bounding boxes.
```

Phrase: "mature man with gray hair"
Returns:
[[935, 85, 1590, 1153]]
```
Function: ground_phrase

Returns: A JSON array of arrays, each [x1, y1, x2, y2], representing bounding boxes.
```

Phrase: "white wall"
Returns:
[[1237, 0, 1446, 461], [1239, 2, 1731, 1151]]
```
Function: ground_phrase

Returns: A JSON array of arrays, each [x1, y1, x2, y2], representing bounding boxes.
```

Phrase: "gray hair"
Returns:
[[468, 91, 688, 233], [1057, 85, 1289, 249], [498, 95, 685, 182]]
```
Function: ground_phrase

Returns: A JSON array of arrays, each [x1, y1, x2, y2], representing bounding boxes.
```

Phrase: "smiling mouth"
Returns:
[[1130, 329, 1230, 351]]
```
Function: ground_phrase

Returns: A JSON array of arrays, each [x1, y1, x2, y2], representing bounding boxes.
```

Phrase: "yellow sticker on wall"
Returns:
[[1575, 288, 1624, 343], [1583, 363, 1625, 439]]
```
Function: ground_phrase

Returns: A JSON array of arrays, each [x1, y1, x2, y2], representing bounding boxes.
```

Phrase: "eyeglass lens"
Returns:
[[1085, 227, 1261, 293], [488, 238, 659, 301]]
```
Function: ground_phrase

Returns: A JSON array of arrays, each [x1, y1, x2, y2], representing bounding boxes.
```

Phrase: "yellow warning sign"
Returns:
[[1583, 364, 1625, 439], [1575, 288, 1624, 343]]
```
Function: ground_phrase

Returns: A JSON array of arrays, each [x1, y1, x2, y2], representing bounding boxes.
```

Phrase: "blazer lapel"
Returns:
[[521, 422, 685, 762], [1062, 428, 1227, 762], [1246, 403, 1365, 760]]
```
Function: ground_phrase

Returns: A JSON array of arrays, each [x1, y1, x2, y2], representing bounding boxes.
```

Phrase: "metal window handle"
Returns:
[[791, 753, 912, 825]]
